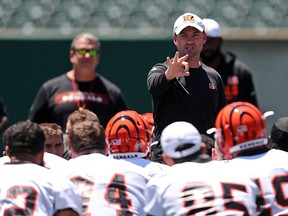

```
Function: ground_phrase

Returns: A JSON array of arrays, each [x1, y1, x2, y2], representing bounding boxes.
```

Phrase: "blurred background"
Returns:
[[0, 0, 287, 135]]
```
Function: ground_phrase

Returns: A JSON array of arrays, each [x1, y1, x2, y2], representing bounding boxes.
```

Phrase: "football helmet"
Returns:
[[215, 102, 268, 160], [141, 112, 154, 129], [141, 112, 154, 144], [105, 110, 150, 158]]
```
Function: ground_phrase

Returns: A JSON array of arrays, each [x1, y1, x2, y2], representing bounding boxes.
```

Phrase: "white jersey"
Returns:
[[42, 152, 68, 169], [226, 149, 288, 215], [55, 153, 150, 216], [0, 162, 82, 216], [145, 160, 260, 216], [122, 158, 170, 177], [0, 156, 8, 164], [0, 152, 67, 170]]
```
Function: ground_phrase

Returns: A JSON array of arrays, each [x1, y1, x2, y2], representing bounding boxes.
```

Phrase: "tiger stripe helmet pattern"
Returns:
[[105, 110, 150, 159], [215, 102, 268, 160], [141, 112, 154, 130], [141, 112, 154, 146]]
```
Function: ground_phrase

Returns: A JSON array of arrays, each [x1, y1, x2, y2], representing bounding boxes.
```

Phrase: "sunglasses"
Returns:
[[73, 48, 100, 57]]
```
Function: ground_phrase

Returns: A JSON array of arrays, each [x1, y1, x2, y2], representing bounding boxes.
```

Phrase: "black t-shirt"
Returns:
[[28, 74, 128, 130]]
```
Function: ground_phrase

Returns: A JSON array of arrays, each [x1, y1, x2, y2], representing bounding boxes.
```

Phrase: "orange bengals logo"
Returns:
[[54, 91, 110, 104], [183, 15, 195, 22], [227, 76, 239, 85], [209, 83, 216, 90]]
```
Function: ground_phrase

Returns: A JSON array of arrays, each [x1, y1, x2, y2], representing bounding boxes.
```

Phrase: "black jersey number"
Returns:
[[70, 176, 94, 214], [70, 174, 133, 215], [182, 183, 217, 215], [222, 182, 249, 215], [255, 175, 288, 216], [182, 182, 249, 215], [3, 186, 37, 216], [104, 173, 133, 216]]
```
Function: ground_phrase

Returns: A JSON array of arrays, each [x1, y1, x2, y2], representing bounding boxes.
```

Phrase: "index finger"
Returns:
[[179, 54, 189, 62], [173, 51, 180, 62]]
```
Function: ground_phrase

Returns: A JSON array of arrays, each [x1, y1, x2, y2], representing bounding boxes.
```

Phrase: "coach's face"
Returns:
[[173, 27, 206, 61], [70, 37, 100, 72]]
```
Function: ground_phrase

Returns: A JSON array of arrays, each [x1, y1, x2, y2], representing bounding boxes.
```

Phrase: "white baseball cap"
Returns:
[[173, 13, 205, 35], [202, 18, 222, 37], [160, 121, 202, 158]]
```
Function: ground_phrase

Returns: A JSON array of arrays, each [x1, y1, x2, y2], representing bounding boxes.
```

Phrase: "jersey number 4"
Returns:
[[71, 173, 133, 215]]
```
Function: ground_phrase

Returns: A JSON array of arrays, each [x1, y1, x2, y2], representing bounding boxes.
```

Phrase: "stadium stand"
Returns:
[[0, 0, 287, 40]]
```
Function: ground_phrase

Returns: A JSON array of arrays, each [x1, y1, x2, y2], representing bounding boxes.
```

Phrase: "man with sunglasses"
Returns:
[[28, 32, 128, 132]]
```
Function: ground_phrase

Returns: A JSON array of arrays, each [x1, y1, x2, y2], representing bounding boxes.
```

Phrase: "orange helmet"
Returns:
[[141, 112, 154, 144], [141, 112, 154, 129], [105, 110, 150, 159], [215, 102, 268, 160]]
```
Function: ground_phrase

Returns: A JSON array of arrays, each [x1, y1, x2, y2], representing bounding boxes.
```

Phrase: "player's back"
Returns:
[[43, 152, 68, 169], [57, 153, 150, 216], [145, 160, 259, 216], [0, 162, 82, 216], [122, 157, 170, 177], [227, 149, 288, 215], [0, 156, 9, 164], [0, 152, 67, 169]]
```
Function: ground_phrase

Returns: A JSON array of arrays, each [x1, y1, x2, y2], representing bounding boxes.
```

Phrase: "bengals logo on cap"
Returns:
[[183, 14, 195, 22], [209, 83, 216, 89]]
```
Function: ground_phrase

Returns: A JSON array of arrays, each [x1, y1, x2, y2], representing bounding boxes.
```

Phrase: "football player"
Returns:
[[54, 120, 150, 215], [145, 121, 260, 215], [106, 110, 169, 177], [0, 121, 82, 216], [0, 122, 68, 169], [214, 101, 288, 215]]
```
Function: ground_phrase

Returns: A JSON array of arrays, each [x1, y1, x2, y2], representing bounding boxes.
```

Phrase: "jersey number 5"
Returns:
[[182, 182, 249, 215]]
